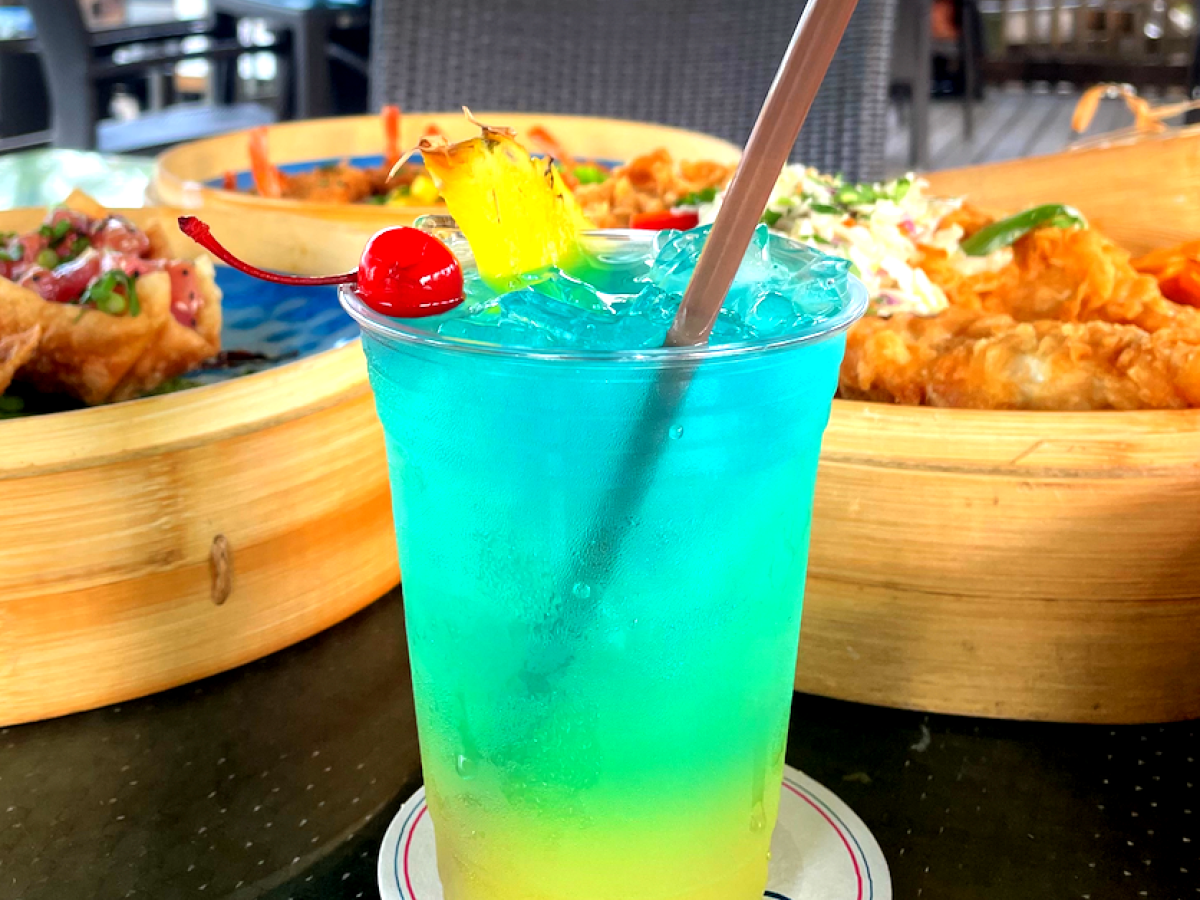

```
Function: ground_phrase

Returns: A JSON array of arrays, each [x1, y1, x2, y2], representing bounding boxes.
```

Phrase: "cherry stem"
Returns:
[[178, 216, 356, 286]]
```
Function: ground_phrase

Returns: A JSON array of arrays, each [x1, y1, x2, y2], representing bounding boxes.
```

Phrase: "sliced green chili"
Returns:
[[961, 203, 1086, 257], [572, 165, 608, 185]]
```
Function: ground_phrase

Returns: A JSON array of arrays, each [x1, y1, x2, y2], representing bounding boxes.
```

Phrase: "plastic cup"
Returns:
[[340, 245, 866, 900]]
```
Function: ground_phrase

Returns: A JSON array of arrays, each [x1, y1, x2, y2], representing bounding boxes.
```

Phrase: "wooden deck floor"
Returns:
[[883, 86, 1177, 176]]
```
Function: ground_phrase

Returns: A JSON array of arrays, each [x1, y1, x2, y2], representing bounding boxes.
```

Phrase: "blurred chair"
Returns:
[[890, 0, 983, 170], [23, 0, 276, 152], [369, 0, 899, 184], [210, 0, 371, 119]]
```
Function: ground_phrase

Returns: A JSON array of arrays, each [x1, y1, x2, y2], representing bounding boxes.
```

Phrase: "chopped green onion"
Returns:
[[761, 209, 783, 228], [38, 218, 74, 248], [676, 186, 719, 207], [893, 177, 912, 201], [95, 292, 127, 315], [81, 270, 140, 316], [573, 165, 608, 185], [836, 184, 879, 206], [69, 236, 91, 257], [35, 249, 59, 270], [0, 246, 21, 263], [143, 376, 200, 397], [86, 282, 110, 304], [363, 194, 389, 205], [810, 203, 842, 216], [123, 277, 139, 316], [121, 274, 140, 317]]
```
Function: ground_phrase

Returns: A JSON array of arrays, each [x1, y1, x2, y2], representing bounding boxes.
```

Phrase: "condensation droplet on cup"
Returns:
[[750, 800, 766, 832], [456, 755, 476, 779], [669, 425, 684, 440], [572, 582, 592, 600]]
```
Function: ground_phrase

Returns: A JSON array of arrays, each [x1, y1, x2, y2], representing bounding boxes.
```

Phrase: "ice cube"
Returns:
[[727, 285, 810, 337], [530, 268, 612, 313]]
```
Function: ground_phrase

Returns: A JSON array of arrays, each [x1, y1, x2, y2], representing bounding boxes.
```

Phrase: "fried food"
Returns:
[[921, 227, 1200, 333], [1132, 240, 1200, 308], [841, 306, 1200, 410], [0, 199, 222, 406], [240, 106, 402, 204], [248, 125, 386, 203], [845, 226, 1200, 410], [573, 148, 733, 228], [0, 326, 39, 395], [0, 272, 161, 404], [108, 256, 221, 402]]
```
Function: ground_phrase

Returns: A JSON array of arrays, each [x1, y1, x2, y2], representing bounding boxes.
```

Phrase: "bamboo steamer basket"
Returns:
[[152, 112, 742, 225], [13, 132, 1200, 727], [0, 206, 395, 727], [798, 130, 1200, 724]]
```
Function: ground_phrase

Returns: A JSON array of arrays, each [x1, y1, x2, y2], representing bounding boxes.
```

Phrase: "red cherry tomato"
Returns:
[[356, 227, 464, 318], [628, 210, 700, 231]]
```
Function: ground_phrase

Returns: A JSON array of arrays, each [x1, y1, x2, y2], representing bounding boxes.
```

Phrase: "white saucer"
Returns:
[[378, 765, 891, 900]]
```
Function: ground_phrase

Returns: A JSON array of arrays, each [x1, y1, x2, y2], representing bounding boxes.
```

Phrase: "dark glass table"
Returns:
[[1, 589, 1196, 899]]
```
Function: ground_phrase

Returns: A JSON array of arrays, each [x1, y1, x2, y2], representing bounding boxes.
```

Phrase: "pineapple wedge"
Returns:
[[418, 113, 591, 289]]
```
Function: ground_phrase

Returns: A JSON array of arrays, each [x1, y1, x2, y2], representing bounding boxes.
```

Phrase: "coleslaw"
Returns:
[[699, 165, 1011, 317]]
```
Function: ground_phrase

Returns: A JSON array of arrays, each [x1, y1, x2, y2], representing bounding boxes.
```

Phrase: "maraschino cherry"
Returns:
[[178, 217, 464, 318]]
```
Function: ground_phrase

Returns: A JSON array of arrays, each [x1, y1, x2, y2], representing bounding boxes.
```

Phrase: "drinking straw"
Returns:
[[666, 0, 861, 346], [535, 0, 861, 679]]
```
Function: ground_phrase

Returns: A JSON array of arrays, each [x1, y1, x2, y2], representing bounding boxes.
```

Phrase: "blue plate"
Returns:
[[187, 266, 358, 385]]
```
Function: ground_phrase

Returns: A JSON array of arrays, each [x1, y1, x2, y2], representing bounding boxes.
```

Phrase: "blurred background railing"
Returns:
[[886, 0, 1200, 175], [980, 0, 1197, 88]]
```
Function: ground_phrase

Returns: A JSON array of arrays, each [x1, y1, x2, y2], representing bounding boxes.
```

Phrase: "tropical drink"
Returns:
[[343, 220, 862, 898], [339, 122, 864, 899]]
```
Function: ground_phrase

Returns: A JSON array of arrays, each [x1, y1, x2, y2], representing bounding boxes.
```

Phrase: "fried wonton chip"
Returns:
[[0, 275, 160, 405], [0, 325, 39, 395], [109, 257, 222, 402], [2, 194, 223, 405]]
